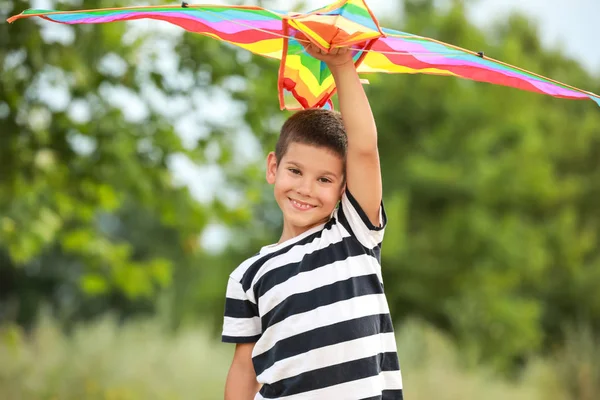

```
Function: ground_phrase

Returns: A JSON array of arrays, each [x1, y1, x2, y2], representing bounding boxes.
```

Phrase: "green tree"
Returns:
[[0, 0, 279, 326], [375, 0, 600, 369]]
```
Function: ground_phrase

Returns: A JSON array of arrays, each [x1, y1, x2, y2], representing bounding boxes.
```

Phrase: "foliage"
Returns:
[[0, 0, 276, 326], [0, 315, 233, 400], [375, 0, 600, 370]]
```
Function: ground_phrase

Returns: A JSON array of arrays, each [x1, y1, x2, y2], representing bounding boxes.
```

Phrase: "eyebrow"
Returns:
[[285, 161, 339, 178]]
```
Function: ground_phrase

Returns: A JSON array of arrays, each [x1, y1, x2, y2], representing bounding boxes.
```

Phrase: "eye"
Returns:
[[288, 168, 301, 175], [318, 177, 332, 183]]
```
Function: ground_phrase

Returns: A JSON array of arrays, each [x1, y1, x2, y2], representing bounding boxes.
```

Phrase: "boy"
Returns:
[[221, 42, 403, 399]]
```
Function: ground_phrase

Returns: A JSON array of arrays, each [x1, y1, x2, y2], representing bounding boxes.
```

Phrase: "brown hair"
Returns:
[[275, 109, 347, 164]]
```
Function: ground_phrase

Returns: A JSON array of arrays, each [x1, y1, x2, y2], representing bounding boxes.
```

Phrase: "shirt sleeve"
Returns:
[[338, 188, 387, 249], [222, 277, 262, 343]]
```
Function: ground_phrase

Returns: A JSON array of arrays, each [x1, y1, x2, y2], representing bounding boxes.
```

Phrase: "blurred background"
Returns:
[[2, 0, 600, 399]]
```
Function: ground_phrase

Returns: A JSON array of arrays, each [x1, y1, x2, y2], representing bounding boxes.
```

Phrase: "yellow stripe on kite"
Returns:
[[358, 52, 457, 75], [289, 20, 331, 49], [238, 40, 284, 59], [358, 63, 457, 75], [285, 54, 335, 91], [200, 33, 283, 60]]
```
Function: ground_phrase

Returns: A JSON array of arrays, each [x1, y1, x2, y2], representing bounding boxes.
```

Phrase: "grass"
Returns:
[[0, 316, 596, 399], [0, 316, 233, 400]]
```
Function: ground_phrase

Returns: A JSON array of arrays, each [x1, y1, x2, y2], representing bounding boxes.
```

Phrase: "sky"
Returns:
[[468, 0, 599, 74]]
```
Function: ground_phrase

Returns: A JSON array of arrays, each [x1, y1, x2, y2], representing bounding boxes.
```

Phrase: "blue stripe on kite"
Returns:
[[183, 9, 282, 22], [320, 10, 378, 31], [48, 13, 105, 22], [44, 8, 281, 23], [381, 27, 417, 36], [342, 13, 378, 31]]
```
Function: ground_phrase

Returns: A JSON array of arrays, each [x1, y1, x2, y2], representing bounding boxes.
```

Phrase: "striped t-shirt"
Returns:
[[222, 190, 403, 399]]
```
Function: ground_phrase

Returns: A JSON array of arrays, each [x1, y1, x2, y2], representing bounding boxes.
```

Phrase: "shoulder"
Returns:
[[229, 250, 267, 283], [228, 237, 308, 292], [233, 222, 343, 288], [334, 189, 387, 249]]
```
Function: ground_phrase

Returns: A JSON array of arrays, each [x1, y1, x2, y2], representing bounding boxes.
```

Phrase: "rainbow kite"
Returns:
[[8, 0, 600, 110]]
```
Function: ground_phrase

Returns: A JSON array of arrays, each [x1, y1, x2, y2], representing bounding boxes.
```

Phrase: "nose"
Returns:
[[296, 177, 313, 197]]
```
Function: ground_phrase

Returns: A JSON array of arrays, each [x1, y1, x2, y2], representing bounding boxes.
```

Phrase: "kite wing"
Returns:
[[8, 1, 600, 109], [7, 2, 371, 110], [357, 28, 600, 107], [8, 5, 287, 59]]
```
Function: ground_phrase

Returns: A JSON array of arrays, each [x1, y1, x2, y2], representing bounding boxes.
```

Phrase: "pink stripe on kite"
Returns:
[[374, 38, 585, 98], [56, 12, 282, 35]]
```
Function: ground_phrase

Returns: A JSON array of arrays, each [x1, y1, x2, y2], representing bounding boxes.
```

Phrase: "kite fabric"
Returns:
[[8, 0, 600, 110]]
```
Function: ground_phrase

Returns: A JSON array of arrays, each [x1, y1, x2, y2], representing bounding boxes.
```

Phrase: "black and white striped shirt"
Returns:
[[222, 190, 403, 399]]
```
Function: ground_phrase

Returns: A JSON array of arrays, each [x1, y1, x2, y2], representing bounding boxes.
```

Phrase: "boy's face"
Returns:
[[266, 142, 345, 236]]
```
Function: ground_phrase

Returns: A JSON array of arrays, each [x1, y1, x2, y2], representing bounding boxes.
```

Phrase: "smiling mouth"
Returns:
[[289, 198, 316, 211]]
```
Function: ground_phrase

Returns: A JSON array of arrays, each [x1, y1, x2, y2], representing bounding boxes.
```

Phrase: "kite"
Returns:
[[8, 0, 600, 110]]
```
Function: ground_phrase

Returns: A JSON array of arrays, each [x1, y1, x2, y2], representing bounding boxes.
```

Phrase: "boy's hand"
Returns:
[[303, 43, 354, 69], [295, 31, 353, 69]]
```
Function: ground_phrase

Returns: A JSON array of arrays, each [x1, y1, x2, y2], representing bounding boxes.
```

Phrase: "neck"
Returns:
[[278, 216, 329, 244]]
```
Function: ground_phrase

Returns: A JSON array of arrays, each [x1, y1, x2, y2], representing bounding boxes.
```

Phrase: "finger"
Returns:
[[299, 40, 310, 51], [294, 31, 308, 43], [295, 33, 313, 52], [329, 47, 339, 55]]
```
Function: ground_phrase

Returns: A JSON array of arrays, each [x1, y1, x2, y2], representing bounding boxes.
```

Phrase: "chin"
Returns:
[[289, 213, 329, 229]]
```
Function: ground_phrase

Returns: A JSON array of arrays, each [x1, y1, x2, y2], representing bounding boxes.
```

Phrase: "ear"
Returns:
[[266, 152, 278, 184]]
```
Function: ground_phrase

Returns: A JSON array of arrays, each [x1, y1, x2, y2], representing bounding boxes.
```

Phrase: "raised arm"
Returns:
[[303, 44, 382, 226]]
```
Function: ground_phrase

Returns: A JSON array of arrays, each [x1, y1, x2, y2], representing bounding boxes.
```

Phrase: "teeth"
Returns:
[[291, 199, 313, 209]]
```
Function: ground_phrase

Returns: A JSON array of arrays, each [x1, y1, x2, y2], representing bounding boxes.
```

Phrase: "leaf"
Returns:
[[81, 274, 109, 296]]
